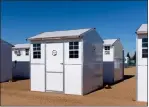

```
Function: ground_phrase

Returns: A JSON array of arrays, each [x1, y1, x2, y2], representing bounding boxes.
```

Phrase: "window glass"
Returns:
[[142, 38, 148, 42], [25, 49, 29, 56], [14, 49, 21, 56], [69, 42, 79, 58], [33, 44, 41, 59], [142, 38, 148, 58], [104, 46, 110, 54], [104, 46, 110, 50]]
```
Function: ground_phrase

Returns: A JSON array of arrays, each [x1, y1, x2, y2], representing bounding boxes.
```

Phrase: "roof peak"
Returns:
[[28, 28, 95, 41]]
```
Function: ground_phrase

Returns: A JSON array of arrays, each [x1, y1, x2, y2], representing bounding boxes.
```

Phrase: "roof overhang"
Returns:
[[136, 31, 148, 35], [103, 44, 113, 46], [12, 47, 30, 50], [27, 28, 95, 42], [28, 35, 83, 41]]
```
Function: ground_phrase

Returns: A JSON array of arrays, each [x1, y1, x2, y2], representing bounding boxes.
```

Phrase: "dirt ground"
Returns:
[[0, 67, 147, 106]]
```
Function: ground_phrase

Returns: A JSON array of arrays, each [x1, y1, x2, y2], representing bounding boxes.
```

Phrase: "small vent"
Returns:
[[105, 51, 110, 55], [14, 49, 21, 56]]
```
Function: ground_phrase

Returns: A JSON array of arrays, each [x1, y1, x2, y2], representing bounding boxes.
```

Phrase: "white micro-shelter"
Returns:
[[136, 24, 148, 102], [103, 39, 124, 84], [28, 28, 103, 95], [1, 39, 13, 82], [12, 44, 30, 79]]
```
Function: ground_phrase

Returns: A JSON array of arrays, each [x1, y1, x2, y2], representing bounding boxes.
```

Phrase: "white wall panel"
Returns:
[[64, 65, 82, 95], [31, 65, 45, 92], [137, 66, 147, 102]]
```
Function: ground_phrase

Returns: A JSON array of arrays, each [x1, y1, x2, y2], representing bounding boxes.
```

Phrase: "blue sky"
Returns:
[[1, 1, 147, 56]]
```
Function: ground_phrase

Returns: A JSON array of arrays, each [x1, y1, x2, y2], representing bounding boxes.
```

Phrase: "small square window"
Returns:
[[14, 50, 21, 56], [69, 41, 79, 59], [105, 46, 110, 50], [25, 49, 29, 56], [33, 44, 41, 59], [142, 38, 148, 58]]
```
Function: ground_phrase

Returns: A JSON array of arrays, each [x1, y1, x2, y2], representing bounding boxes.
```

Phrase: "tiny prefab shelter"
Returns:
[[28, 28, 103, 95], [103, 39, 124, 84], [0, 39, 13, 82], [12, 44, 30, 79], [136, 24, 148, 102]]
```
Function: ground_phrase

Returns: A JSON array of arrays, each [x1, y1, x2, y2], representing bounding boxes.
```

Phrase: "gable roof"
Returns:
[[103, 39, 118, 46], [136, 24, 147, 34], [12, 43, 30, 49], [28, 28, 95, 40]]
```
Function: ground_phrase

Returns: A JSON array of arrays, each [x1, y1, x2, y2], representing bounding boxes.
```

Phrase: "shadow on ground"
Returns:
[[85, 74, 135, 95], [12, 77, 29, 82], [109, 74, 135, 86]]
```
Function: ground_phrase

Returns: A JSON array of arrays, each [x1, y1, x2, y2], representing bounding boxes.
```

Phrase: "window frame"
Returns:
[[69, 41, 79, 59], [14, 49, 21, 56], [104, 46, 110, 55], [33, 44, 41, 59], [25, 49, 29, 56], [104, 46, 110, 50], [142, 38, 148, 58]]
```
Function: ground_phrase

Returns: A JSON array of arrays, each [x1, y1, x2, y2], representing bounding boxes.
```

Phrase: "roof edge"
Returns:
[[27, 28, 95, 41], [1, 39, 14, 47]]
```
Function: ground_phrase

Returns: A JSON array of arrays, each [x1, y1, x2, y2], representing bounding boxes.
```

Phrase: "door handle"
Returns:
[[60, 63, 63, 65]]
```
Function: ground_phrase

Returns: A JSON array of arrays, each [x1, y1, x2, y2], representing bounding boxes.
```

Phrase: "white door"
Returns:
[[46, 43, 64, 92]]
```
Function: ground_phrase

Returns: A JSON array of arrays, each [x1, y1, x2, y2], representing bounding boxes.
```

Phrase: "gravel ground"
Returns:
[[0, 67, 147, 106]]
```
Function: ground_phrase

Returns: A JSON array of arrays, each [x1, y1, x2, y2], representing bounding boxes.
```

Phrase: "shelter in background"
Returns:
[[12, 43, 30, 79], [103, 39, 124, 84]]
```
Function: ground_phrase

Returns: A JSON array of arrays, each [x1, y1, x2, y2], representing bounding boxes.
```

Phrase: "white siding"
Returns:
[[137, 35, 148, 66], [103, 46, 114, 61], [136, 34, 148, 102], [113, 40, 124, 82], [64, 40, 83, 65], [64, 40, 83, 95], [30, 29, 104, 95], [12, 48, 30, 79], [30, 43, 45, 64], [12, 49, 30, 61], [1, 40, 12, 82], [113, 40, 123, 59], [65, 65, 82, 95], [137, 66, 147, 102], [31, 64, 45, 92], [83, 30, 103, 95], [30, 42, 46, 92]]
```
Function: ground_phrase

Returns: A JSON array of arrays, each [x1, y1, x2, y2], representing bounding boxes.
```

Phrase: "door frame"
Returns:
[[45, 41, 65, 93]]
